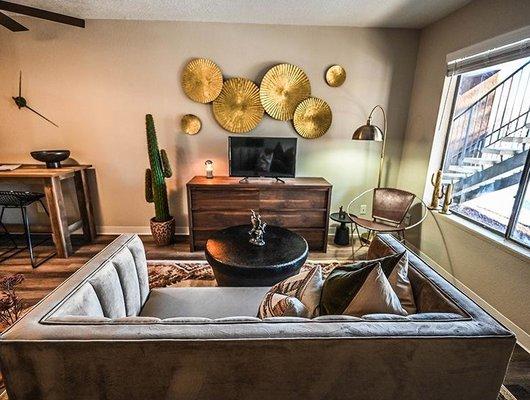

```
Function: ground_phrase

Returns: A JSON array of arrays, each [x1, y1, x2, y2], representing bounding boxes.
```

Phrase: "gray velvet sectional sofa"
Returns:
[[0, 234, 515, 400]]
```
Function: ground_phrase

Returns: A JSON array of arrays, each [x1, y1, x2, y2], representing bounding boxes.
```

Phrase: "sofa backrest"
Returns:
[[51, 235, 149, 320]]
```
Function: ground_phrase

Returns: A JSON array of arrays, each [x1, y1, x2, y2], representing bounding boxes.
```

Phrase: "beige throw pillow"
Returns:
[[342, 263, 407, 317]]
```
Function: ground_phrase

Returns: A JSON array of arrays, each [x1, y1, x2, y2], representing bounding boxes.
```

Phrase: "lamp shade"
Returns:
[[352, 122, 384, 141]]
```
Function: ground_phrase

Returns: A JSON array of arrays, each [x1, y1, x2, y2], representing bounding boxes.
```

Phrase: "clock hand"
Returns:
[[25, 104, 59, 127], [19, 71, 21, 98]]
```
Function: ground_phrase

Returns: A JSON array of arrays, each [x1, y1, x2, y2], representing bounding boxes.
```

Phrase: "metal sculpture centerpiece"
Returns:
[[293, 97, 332, 139], [181, 58, 223, 103], [249, 210, 267, 246], [213, 78, 264, 133], [260, 63, 311, 121]]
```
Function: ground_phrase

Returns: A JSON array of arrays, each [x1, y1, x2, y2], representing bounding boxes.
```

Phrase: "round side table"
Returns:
[[205, 225, 309, 286], [329, 212, 353, 246]]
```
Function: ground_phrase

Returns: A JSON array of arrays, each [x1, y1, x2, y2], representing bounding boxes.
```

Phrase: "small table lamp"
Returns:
[[205, 160, 214, 179], [352, 105, 387, 188]]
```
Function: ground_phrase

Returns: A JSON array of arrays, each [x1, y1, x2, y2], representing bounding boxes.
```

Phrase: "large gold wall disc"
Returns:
[[325, 65, 346, 87], [213, 78, 264, 133], [181, 114, 202, 135], [182, 58, 223, 103], [293, 97, 332, 139], [260, 64, 311, 121]]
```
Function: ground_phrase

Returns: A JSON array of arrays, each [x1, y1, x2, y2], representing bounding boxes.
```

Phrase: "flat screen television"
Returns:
[[228, 137, 297, 178]]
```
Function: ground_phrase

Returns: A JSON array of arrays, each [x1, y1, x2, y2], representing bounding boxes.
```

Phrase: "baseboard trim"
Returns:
[[97, 226, 189, 235], [405, 240, 530, 353]]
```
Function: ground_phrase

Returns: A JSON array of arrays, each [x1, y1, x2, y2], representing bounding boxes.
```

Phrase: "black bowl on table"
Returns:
[[30, 150, 70, 169]]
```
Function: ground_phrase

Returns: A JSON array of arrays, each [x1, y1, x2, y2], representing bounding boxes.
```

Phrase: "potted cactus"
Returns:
[[144, 114, 175, 246]]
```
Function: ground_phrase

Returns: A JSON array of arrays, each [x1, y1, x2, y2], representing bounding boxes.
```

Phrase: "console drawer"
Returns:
[[259, 210, 327, 228], [191, 189, 259, 211], [259, 189, 328, 210]]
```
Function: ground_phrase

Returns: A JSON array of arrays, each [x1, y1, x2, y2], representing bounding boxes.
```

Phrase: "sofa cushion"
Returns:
[[339, 252, 416, 314], [53, 283, 105, 318], [49, 235, 150, 320], [262, 265, 323, 317], [140, 287, 270, 319], [321, 262, 407, 317], [257, 292, 310, 318], [111, 246, 142, 316], [88, 262, 127, 318]]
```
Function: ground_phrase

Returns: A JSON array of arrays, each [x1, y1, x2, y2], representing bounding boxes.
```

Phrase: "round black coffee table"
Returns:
[[205, 225, 309, 286]]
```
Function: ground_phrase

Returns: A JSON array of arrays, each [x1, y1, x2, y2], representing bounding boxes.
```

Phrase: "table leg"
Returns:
[[74, 170, 96, 241], [44, 177, 72, 258]]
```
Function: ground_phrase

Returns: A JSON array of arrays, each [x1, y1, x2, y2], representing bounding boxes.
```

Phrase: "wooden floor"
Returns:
[[0, 234, 528, 399]]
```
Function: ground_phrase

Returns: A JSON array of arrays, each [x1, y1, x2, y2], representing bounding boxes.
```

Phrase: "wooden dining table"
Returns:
[[0, 164, 96, 258]]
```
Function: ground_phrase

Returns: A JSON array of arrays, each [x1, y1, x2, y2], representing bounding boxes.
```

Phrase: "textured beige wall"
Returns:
[[397, 0, 530, 335], [0, 19, 419, 232]]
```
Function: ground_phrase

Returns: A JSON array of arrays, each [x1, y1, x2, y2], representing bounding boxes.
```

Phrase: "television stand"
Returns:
[[239, 177, 249, 183], [274, 177, 286, 183], [186, 176, 332, 252]]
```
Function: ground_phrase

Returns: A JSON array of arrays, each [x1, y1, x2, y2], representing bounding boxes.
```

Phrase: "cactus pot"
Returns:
[[150, 217, 175, 246]]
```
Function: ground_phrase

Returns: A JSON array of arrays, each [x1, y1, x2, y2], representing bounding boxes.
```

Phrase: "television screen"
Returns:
[[229, 137, 297, 178]]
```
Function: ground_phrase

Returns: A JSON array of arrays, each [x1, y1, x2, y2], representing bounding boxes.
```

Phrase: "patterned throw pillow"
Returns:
[[334, 252, 417, 314], [258, 293, 310, 319], [320, 261, 407, 317], [257, 266, 323, 318]]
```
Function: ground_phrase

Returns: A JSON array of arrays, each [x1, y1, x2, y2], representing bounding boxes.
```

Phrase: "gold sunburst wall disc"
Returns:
[[260, 64, 311, 121], [293, 97, 332, 139], [181, 114, 202, 135], [182, 58, 223, 103], [213, 78, 264, 133], [325, 65, 346, 87]]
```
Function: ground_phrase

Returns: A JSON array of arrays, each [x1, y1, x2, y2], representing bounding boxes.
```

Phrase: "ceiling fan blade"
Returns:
[[0, 11, 27, 31], [0, 1, 84, 28]]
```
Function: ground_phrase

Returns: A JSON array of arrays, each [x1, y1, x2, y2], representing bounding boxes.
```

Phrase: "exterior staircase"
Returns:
[[442, 60, 530, 204]]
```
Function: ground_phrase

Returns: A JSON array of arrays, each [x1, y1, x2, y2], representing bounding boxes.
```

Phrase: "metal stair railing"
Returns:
[[444, 60, 530, 171]]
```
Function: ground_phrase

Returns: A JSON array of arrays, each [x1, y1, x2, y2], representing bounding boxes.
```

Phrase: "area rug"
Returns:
[[147, 259, 343, 288]]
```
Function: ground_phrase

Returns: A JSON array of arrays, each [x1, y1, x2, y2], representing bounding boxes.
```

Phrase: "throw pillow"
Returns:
[[339, 252, 417, 314], [320, 261, 407, 317], [257, 292, 310, 319], [257, 265, 323, 318]]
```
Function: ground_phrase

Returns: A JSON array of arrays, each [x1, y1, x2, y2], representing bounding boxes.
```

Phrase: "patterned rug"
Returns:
[[147, 260, 342, 288]]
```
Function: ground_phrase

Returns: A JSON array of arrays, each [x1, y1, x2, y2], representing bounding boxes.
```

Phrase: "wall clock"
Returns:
[[12, 71, 58, 127]]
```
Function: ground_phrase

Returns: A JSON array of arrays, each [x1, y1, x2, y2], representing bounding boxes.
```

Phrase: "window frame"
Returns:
[[439, 64, 530, 250]]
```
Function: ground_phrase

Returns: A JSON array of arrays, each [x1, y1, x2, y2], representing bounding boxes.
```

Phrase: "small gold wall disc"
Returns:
[[260, 64, 311, 121], [213, 78, 264, 133], [293, 97, 332, 139], [182, 58, 223, 103], [181, 114, 202, 135], [325, 65, 346, 87]]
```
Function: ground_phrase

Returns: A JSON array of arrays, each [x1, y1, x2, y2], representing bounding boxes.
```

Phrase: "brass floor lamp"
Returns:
[[352, 105, 387, 187], [349, 105, 387, 249]]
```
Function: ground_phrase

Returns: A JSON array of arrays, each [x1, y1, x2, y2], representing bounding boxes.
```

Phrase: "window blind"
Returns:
[[446, 37, 530, 76]]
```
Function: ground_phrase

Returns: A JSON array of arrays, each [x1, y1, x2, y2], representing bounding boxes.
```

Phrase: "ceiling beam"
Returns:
[[0, 1, 85, 28]]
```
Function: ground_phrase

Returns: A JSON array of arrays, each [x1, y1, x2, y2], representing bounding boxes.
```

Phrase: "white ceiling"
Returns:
[[8, 0, 472, 29]]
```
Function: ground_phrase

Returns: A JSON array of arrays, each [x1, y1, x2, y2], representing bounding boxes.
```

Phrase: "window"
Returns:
[[440, 47, 530, 248]]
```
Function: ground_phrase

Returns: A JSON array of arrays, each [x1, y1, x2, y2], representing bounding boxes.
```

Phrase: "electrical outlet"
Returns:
[[360, 204, 367, 215], [36, 202, 46, 213]]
